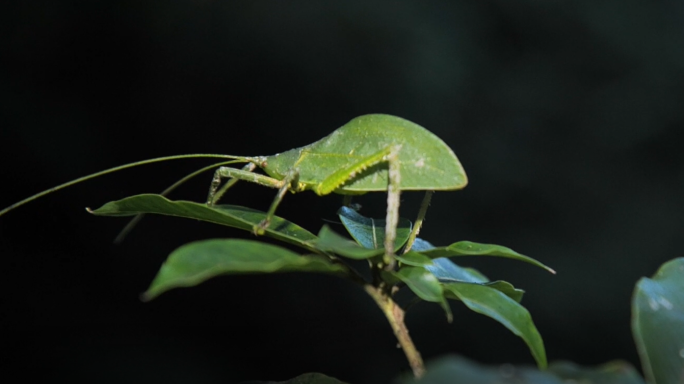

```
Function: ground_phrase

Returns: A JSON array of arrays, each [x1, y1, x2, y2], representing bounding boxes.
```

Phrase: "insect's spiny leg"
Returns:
[[206, 163, 258, 206], [403, 190, 433, 253], [383, 145, 402, 269], [255, 168, 300, 235], [212, 163, 257, 205], [207, 169, 224, 205]]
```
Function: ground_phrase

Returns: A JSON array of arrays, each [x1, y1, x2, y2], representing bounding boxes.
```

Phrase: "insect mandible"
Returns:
[[0, 114, 468, 266]]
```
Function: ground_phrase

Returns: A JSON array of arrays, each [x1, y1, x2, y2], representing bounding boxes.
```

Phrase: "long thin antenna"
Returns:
[[113, 159, 242, 244], [0, 154, 250, 217]]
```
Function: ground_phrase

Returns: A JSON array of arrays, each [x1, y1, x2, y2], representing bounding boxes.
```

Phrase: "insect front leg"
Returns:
[[208, 163, 257, 205], [206, 163, 278, 206], [255, 168, 300, 235]]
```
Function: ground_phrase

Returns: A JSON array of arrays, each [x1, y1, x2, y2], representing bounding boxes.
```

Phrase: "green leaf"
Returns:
[[143, 239, 347, 300], [88, 194, 318, 250], [400, 355, 645, 384], [314, 225, 385, 259], [419, 241, 555, 274], [632, 257, 684, 384], [396, 254, 524, 302], [396, 251, 433, 267], [337, 206, 412, 251], [388, 266, 452, 322], [442, 283, 547, 369], [428, 258, 524, 303], [428, 257, 488, 283]]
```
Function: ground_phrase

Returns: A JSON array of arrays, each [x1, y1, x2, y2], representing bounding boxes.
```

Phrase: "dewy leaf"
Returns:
[[390, 266, 452, 322], [337, 206, 412, 251], [632, 257, 684, 384], [442, 283, 547, 369], [143, 239, 347, 301], [314, 225, 385, 260], [88, 194, 318, 250], [419, 241, 555, 274]]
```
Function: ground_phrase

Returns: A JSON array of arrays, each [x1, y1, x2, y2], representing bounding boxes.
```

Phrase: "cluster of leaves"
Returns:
[[91, 194, 554, 368], [90, 194, 683, 384]]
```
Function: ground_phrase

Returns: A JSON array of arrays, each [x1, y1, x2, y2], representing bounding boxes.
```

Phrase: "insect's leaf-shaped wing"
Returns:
[[143, 239, 347, 300], [632, 257, 684, 384], [337, 206, 412, 250], [442, 282, 547, 369], [88, 194, 318, 251], [283, 114, 468, 191]]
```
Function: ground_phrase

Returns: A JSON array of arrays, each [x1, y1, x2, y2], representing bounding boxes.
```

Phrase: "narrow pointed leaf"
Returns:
[[314, 225, 385, 259], [419, 241, 555, 274], [143, 239, 347, 300], [337, 206, 412, 251], [442, 283, 547, 369], [632, 257, 684, 384], [390, 266, 452, 322], [88, 194, 318, 250]]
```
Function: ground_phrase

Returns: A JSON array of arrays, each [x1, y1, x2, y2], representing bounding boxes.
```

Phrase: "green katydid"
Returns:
[[0, 114, 467, 266]]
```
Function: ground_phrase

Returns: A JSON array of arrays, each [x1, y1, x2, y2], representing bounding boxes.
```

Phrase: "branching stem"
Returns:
[[364, 284, 425, 378]]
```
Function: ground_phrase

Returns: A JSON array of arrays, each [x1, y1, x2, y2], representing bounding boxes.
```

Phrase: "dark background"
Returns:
[[2, 1, 683, 383]]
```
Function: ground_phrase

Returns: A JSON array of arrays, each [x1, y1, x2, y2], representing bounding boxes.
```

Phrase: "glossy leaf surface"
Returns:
[[314, 225, 385, 259], [442, 283, 546, 368], [389, 266, 452, 322], [632, 257, 684, 384], [420, 241, 555, 274], [144, 239, 346, 300], [337, 206, 412, 250], [88, 194, 318, 250], [428, 258, 524, 303]]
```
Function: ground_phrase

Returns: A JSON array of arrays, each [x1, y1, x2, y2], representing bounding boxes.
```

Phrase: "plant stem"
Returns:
[[364, 284, 425, 378]]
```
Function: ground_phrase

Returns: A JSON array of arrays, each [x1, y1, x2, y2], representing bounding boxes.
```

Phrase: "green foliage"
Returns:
[[142, 239, 347, 301], [419, 241, 555, 274], [337, 206, 411, 250], [89, 194, 318, 249], [632, 257, 684, 384], [90, 193, 552, 369]]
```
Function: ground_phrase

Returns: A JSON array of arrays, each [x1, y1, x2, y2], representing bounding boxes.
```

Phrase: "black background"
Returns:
[[2, 1, 684, 383]]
